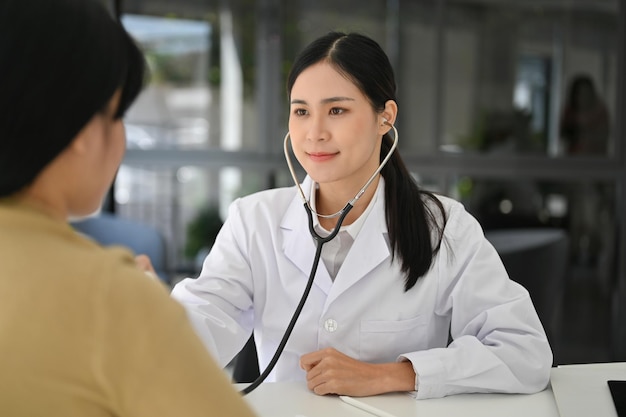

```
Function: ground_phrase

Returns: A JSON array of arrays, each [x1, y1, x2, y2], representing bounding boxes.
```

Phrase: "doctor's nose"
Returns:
[[306, 118, 330, 142]]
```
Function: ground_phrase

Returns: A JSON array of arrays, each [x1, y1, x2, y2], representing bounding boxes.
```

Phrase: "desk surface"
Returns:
[[236, 381, 559, 417], [237, 362, 626, 417], [550, 362, 626, 417]]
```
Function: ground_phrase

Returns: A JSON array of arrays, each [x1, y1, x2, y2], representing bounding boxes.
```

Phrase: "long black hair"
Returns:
[[287, 31, 447, 291], [0, 0, 147, 197]]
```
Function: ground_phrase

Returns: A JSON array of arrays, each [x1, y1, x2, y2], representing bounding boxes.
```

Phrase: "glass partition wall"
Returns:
[[114, 0, 625, 362]]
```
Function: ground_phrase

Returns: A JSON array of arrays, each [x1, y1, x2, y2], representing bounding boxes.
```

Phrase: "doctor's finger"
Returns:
[[304, 361, 326, 382], [300, 357, 319, 371], [134, 254, 158, 279], [305, 367, 333, 394], [302, 347, 340, 362], [300, 350, 327, 370]]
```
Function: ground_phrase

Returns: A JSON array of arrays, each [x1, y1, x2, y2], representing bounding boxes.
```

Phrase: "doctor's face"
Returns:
[[288, 62, 384, 190]]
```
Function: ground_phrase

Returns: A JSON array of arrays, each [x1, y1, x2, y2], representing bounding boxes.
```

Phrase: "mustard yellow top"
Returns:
[[0, 199, 256, 417]]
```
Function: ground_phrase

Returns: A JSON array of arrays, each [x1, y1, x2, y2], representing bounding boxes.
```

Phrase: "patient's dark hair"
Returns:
[[0, 0, 147, 197]]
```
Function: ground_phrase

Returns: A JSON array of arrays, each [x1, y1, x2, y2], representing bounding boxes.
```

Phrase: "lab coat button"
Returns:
[[324, 318, 338, 332]]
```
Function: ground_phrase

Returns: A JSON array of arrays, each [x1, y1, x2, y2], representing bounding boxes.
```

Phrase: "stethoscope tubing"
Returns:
[[239, 203, 352, 395], [240, 123, 398, 395]]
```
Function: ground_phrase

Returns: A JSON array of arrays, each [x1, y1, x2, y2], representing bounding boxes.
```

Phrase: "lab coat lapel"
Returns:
[[281, 178, 333, 295], [326, 193, 390, 304]]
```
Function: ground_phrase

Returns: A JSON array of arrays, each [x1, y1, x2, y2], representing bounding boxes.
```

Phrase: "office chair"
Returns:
[[231, 335, 261, 383], [485, 228, 569, 364], [71, 213, 170, 285]]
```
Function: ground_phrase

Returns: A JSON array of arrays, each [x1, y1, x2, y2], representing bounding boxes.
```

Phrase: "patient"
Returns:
[[0, 0, 255, 416]]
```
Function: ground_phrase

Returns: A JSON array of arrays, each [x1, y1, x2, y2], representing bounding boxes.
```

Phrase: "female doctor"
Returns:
[[171, 31, 553, 399]]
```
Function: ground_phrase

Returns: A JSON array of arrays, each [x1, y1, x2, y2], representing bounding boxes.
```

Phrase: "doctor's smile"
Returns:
[[307, 151, 338, 162]]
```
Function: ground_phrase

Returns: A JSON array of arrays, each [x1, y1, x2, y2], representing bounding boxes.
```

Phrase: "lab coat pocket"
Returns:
[[359, 315, 428, 362]]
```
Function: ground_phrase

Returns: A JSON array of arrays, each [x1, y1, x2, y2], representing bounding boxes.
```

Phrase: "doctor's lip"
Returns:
[[307, 151, 338, 162]]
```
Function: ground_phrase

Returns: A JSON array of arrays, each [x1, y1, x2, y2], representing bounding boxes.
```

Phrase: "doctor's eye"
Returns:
[[292, 108, 308, 117], [329, 107, 345, 116]]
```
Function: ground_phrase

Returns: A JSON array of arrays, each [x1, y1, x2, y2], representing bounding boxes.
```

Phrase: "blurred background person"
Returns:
[[560, 74, 610, 155]]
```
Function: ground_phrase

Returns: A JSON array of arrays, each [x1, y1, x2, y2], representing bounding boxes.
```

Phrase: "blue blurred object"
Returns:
[[71, 212, 169, 284]]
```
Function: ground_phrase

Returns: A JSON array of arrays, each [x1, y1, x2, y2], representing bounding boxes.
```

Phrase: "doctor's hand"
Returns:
[[300, 347, 416, 397], [134, 254, 159, 280]]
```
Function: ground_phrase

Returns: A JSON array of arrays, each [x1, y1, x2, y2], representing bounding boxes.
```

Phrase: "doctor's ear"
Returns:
[[380, 100, 398, 126]]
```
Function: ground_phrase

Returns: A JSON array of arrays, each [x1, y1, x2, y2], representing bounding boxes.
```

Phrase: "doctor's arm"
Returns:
[[300, 347, 416, 396], [399, 205, 553, 399], [171, 200, 256, 368]]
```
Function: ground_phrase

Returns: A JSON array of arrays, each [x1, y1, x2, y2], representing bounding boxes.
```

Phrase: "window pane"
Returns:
[[121, 14, 215, 149], [114, 164, 292, 277], [120, 3, 264, 151], [441, 0, 620, 157]]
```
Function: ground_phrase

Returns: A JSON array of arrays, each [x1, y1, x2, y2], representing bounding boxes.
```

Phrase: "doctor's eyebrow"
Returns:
[[290, 96, 356, 105]]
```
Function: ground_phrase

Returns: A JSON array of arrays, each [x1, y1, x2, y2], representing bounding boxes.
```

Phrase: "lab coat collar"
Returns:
[[281, 177, 334, 294], [327, 178, 390, 305], [281, 176, 391, 305]]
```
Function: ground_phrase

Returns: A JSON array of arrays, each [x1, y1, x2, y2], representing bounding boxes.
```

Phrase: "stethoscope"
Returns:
[[240, 120, 398, 395]]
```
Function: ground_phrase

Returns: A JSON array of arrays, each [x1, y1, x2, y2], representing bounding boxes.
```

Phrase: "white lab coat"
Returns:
[[171, 176, 552, 399]]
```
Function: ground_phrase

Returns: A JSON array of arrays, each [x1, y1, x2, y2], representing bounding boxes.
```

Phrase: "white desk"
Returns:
[[236, 381, 559, 417], [550, 362, 626, 417], [236, 362, 626, 417]]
